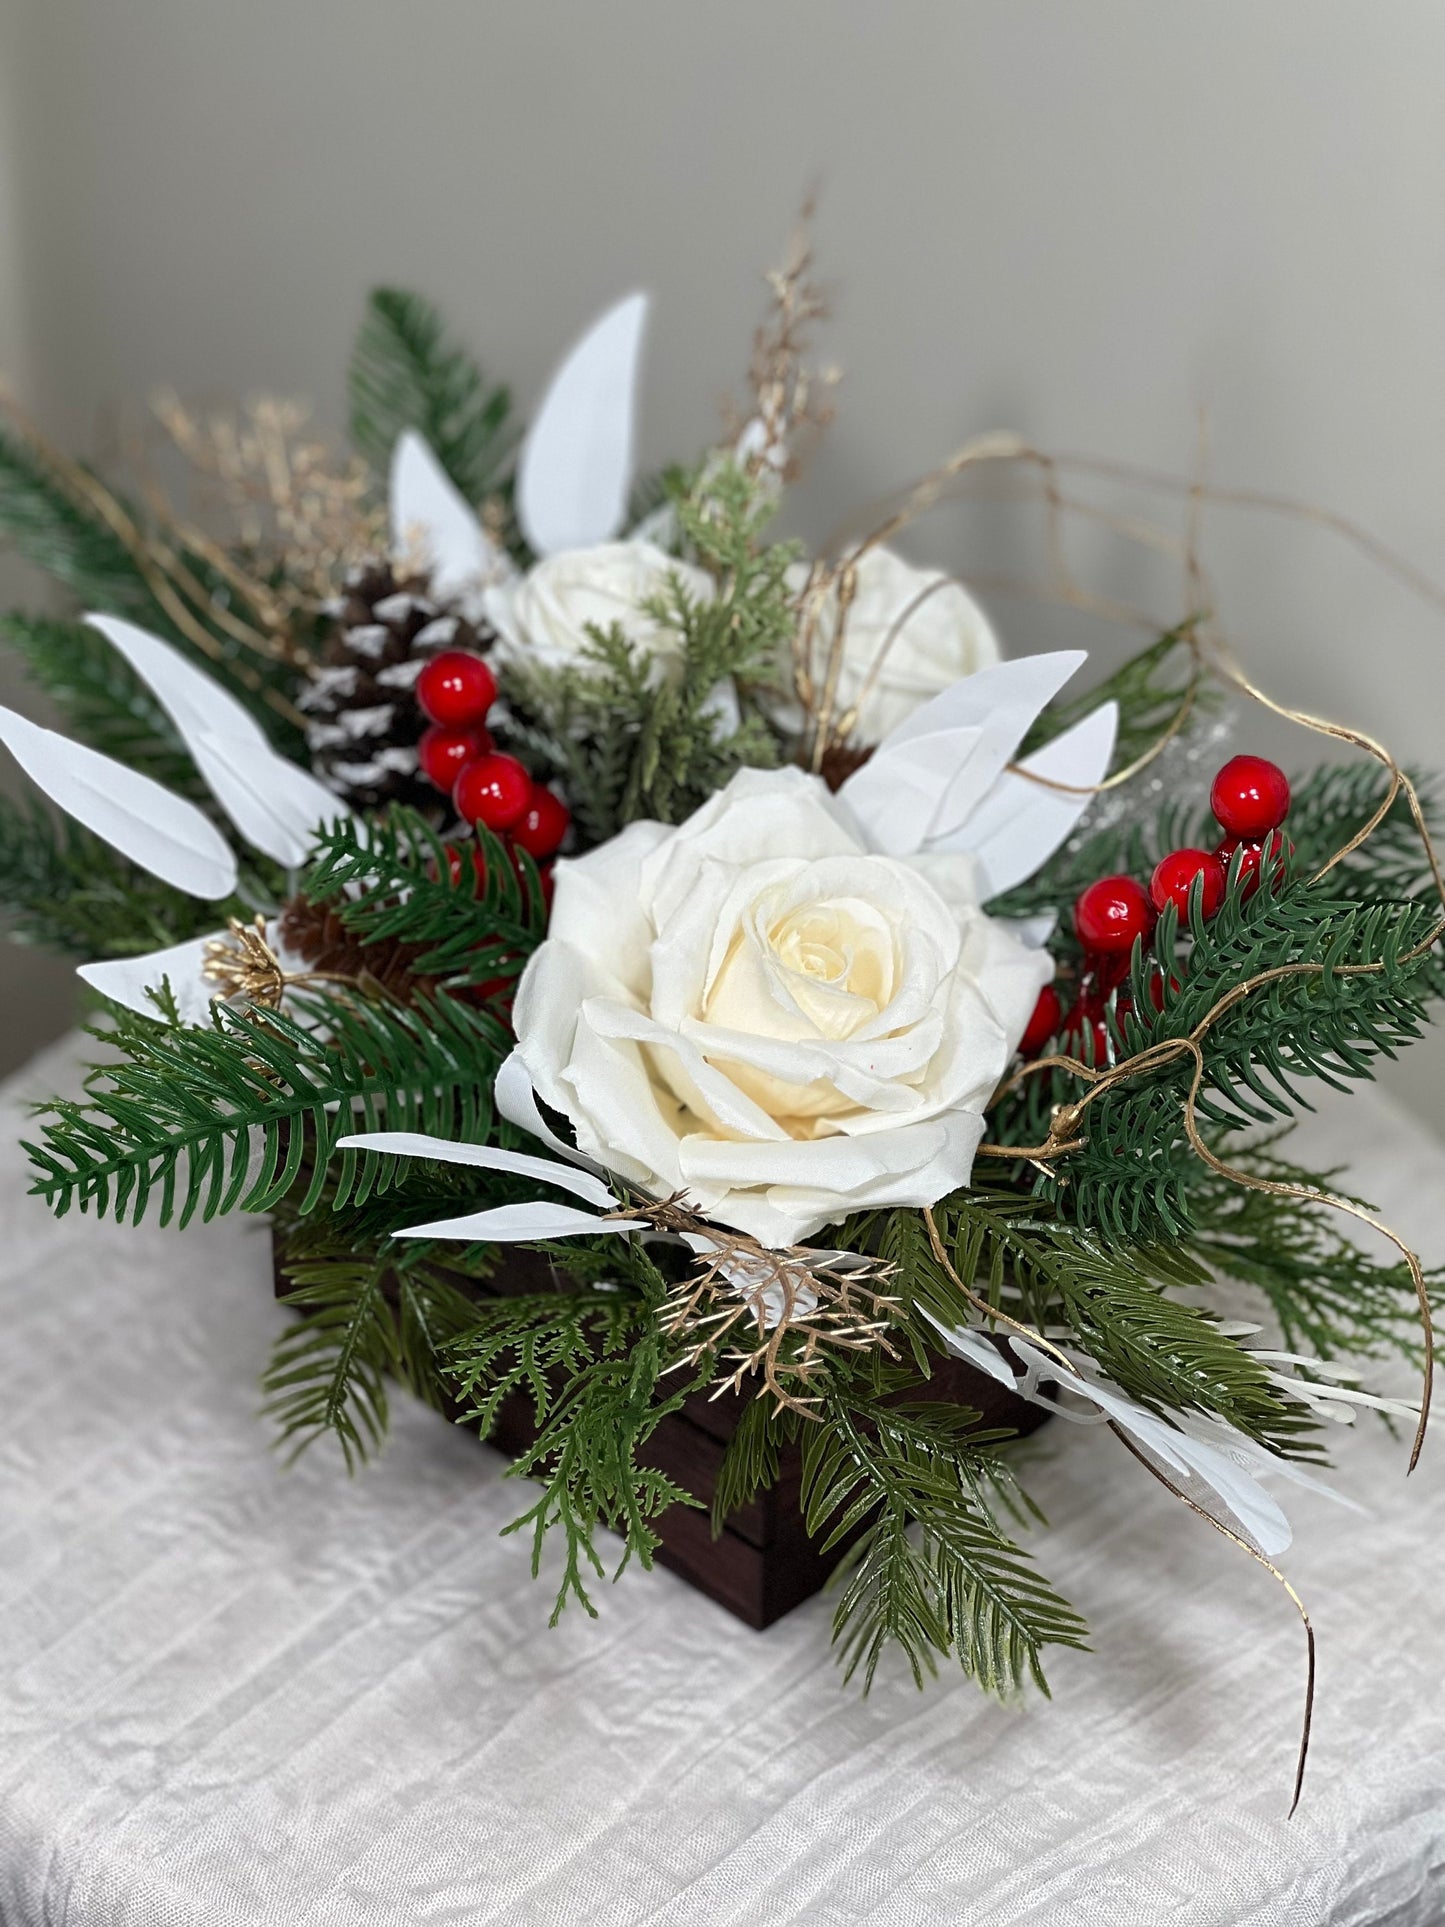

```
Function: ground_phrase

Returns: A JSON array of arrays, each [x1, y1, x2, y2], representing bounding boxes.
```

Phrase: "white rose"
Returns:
[[500, 765, 1051, 1247], [782, 545, 1001, 745], [487, 539, 714, 677]]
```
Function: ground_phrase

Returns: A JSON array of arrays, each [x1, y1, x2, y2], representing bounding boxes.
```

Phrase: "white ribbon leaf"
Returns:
[[0, 704, 237, 899], [839, 651, 1087, 856], [517, 291, 649, 556], [335, 1130, 620, 1211], [938, 700, 1120, 898], [394, 1201, 646, 1242], [389, 430, 506, 600], [77, 932, 225, 1025], [84, 615, 353, 867], [926, 1316, 1350, 1557]]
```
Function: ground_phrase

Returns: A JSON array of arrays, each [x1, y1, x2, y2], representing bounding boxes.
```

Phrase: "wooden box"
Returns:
[[271, 1232, 1047, 1629]]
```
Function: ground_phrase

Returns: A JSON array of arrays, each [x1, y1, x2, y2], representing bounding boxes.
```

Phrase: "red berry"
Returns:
[[1062, 997, 1110, 1066], [511, 784, 571, 861], [1210, 755, 1291, 839], [416, 650, 498, 728], [439, 841, 488, 894], [1217, 830, 1292, 898], [453, 752, 532, 830], [1145, 966, 1183, 1012], [1074, 875, 1156, 955], [1019, 983, 1063, 1056], [418, 723, 493, 792], [1150, 847, 1224, 920]]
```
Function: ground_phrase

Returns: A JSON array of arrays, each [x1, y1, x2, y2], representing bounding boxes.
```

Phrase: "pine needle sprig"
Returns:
[[803, 1388, 1087, 1695], [299, 805, 547, 990], [266, 1238, 480, 1468], [348, 287, 519, 524], [861, 1196, 1314, 1455], [0, 793, 229, 958], [0, 613, 206, 797], [1020, 622, 1211, 772], [25, 990, 509, 1228], [1186, 1138, 1441, 1367], [0, 423, 159, 617]]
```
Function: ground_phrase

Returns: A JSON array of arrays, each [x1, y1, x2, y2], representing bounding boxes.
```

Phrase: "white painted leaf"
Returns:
[[335, 1130, 620, 1210], [924, 1315, 1350, 1557], [0, 705, 237, 899], [76, 932, 223, 1025], [389, 429, 505, 600], [85, 614, 353, 867], [494, 1050, 616, 1182], [394, 1201, 647, 1242], [936, 700, 1120, 897], [839, 652, 1086, 855], [517, 291, 649, 555]]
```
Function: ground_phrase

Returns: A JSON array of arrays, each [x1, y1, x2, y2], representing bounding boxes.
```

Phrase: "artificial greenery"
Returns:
[[0, 795, 227, 959], [3, 278, 1441, 1713], [503, 459, 791, 843], [300, 804, 547, 993], [26, 989, 510, 1228], [348, 287, 519, 525]]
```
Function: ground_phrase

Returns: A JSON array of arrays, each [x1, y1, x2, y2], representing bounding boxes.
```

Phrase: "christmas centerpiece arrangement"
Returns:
[[1, 231, 1440, 1801]]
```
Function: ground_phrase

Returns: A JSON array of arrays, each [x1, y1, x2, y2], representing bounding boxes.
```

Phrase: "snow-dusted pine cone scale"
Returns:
[[298, 560, 497, 812]]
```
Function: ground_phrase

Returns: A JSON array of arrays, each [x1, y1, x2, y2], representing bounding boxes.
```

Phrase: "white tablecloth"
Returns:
[[1, 1035, 1443, 1926]]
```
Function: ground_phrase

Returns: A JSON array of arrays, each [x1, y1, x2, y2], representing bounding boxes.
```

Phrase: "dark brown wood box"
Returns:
[[271, 1230, 1047, 1629]]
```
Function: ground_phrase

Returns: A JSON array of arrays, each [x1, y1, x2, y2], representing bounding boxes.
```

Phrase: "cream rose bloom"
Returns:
[[488, 539, 714, 676], [500, 765, 1051, 1246], [783, 545, 1001, 745]]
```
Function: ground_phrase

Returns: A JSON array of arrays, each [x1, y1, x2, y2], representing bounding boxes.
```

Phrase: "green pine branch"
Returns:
[[1186, 1136, 1437, 1367], [1021, 623, 1213, 775], [348, 287, 519, 508], [300, 804, 547, 989], [0, 612, 206, 797], [0, 425, 159, 617], [0, 792, 226, 958], [863, 1196, 1315, 1455], [25, 989, 510, 1229], [266, 1235, 480, 1468], [803, 1387, 1087, 1695]]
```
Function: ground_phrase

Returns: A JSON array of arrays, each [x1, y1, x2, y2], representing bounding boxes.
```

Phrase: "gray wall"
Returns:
[[3, 0, 1445, 1132]]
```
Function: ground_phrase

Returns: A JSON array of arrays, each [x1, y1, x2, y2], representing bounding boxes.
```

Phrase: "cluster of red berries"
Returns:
[[1018, 754, 1294, 1061], [413, 650, 570, 862]]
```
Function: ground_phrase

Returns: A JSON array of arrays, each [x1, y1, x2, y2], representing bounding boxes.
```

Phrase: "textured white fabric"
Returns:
[[1, 1033, 1443, 1925]]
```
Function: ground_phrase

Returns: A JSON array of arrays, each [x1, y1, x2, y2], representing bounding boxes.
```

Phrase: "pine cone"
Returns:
[[277, 895, 443, 1006], [298, 559, 497, 813]]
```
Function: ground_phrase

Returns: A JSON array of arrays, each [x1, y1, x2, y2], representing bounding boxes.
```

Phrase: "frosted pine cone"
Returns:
[[298, 560, 497, 812]]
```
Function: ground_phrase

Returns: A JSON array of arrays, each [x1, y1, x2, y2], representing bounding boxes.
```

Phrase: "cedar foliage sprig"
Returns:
[[448, 1238, 708, 1621], [503, 459, 793, 842]]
